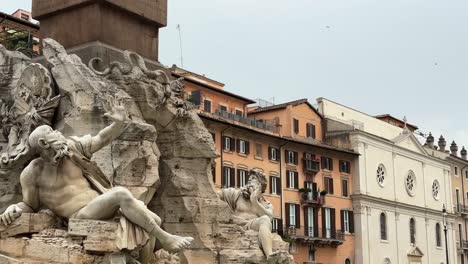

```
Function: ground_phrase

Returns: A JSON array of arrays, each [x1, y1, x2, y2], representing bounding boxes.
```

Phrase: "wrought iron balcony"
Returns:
[[454, 205, 468, 217], [303, 159, 320, 173], [301, 192, 325, 206], [280, 226, 344, 248]]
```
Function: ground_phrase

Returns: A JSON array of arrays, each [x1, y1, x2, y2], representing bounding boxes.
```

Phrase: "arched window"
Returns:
[[345, 258, 351, 264], [436, 223, 441, 247], [380, 213, 387, 240], [410, 218, 416, 244]]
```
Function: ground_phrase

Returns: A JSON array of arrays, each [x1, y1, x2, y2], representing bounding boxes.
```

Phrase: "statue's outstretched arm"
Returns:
[[90, 98, 129, 154]]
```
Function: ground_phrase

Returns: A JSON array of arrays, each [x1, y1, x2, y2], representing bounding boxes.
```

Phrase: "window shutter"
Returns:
[[237, 170, 241, 188], [286, 171, 290, 188], [322, 208, 326, 238], [221, 167, 226, 187], [294, 151, 298, 165], [330, 208, 336, 238], [236, 139, 240, 153], [312, 124, 316, 139], [313, 209, 319, 237], [304, 207, 309, 236], [230, 168, 235, 187], [278, 218, 283, 236], [277, 148, 281, 162], [245, 141, 250, 155], [230, 137, 236, 151], [312, 182, 318, 200], [295, 204, 300, 228], [277, 177, 282, 195], [340, 210, 345, 232], [270, 176, 273, 194], [330, 158, 334, 171], [349, 211, 354, 233], [321, 157, 326, 169], [306, 123, 311, 137], [222, 136, 226, 149], [268, 147, 272, 160], [330, 178, 334, 194], [285, 203, 291, 227], [294, 172, 299, 189], [285, 150, 289, 163]]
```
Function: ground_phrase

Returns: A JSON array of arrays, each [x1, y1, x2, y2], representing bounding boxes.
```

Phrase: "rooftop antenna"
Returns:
[[176, 24, 184, 68]]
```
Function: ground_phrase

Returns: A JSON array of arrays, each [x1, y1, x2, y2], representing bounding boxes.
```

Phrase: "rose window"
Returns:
[[377, 164, 385, 187], [405, 171, 416, 196], [432, 180, 440, 200]]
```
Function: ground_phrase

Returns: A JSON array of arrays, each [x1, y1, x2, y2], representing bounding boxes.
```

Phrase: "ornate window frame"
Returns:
[[405, 170, 416, 196], [377, 164, 386, 187]]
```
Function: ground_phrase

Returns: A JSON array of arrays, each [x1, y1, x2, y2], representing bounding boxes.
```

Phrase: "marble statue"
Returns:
[[218, 170, 287, 262], [0, 97, 193, 252]]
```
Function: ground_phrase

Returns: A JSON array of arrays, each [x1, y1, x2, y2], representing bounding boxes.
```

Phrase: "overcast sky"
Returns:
[[5, 0, 468, 150]]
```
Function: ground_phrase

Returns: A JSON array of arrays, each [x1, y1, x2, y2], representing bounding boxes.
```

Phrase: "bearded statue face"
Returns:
[[241, 176, 261, 199], [29, 125, 70, 163]]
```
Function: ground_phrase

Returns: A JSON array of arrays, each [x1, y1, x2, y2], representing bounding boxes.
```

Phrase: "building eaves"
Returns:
[[0, 12, 40, 29], [248, 98, 323, 118], [199, 112, 357, 156], [172, 72, 256, 104], [375, 114, 418, 130]]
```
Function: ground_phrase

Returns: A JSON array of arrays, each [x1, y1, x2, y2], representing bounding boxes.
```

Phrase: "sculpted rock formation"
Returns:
[[0, 40, 294, 264]]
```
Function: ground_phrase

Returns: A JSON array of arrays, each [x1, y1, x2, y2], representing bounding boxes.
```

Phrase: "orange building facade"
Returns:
[[0, 9, 40, 57], [173, 66, 358, 264]]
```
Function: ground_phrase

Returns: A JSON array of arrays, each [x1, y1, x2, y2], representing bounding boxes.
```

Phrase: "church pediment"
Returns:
[[407, 245, 424, 257], [392, 130, 428, 155]]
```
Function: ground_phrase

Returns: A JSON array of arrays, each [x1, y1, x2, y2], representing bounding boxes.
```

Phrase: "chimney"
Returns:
[[438, 135, 446, 152], [461, 147, 467, 160], [425, 132, 434, 148], [450, 141, 458, 156]]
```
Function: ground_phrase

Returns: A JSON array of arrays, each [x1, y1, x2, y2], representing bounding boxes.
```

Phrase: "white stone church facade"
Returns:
[[317, 98, 456, 264]]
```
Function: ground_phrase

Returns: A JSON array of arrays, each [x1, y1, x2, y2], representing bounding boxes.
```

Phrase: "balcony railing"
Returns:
[[454, 205, 468, 216], [303, 159, 320, 173], [279, 226, 344, 247], [301, 192, 325, 206]]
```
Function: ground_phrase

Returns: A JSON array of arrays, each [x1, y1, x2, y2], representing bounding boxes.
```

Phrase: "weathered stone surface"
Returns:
[[0, 213, 57, 239], [68, 219, 118, 238]]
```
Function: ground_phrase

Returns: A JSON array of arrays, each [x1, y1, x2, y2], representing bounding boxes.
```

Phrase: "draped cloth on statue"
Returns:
[[68, 135, 150, 250], [220, 188, 258, 230]]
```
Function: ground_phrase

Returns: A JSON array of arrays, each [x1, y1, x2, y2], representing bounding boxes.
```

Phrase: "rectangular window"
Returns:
[[324, 208, 331, 238], [289, 204, 296, 228], [269, 147, 279, 161], [306, 123, 316, 138], [20, 13, 29, 20], [343, 211, 350, 233], [222, 167, 235, 188], [219, 105, 227, 112], [238, 169, 248, 188], [270, 176, 281, 195], [286, 150, 298, 164], [239, 140, 246, 154], [255, 143, 263, 158], [456, 166, 459, 175], [342, 179, 349, 197], [293, 118, 299, 134], [235, 109, 243, 117], [203, 99, 211, 113], [222, 136, 235, 152], [321, 157, 333, 170], [339, 160, 351, 173], [457, 189, 461, 212], [287, 171, 299, 189], [324, 177, 334, 194], [272, 218, 279, 232], [306, 207, 315, 237]]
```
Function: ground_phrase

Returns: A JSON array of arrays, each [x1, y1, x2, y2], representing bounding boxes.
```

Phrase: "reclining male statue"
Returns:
[[217, 170, 286, 262], [0, 100, 193, 252]]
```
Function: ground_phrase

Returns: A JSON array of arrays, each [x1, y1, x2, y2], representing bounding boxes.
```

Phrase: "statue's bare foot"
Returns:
[[161, 234, 194, 252]]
